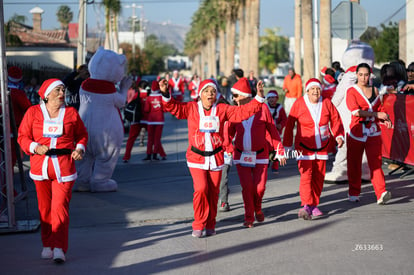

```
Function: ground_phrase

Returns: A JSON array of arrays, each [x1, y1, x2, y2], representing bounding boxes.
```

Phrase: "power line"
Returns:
[[376, 0, 410, 27]]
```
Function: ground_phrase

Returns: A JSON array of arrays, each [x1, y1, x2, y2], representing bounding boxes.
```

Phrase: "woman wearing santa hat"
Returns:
[[159, 77, 266, 237], [346, 63, 392, 204], [283, 78, 345, 220], [266, 90, 287, 173], [18, 79, 88, 263], [228, 79, 286, 228], [143, 81, 167, 161], [188, 74, 200, 102]]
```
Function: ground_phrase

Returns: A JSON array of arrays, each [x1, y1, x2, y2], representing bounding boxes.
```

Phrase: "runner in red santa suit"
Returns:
[[168, 70, 185, 102], [228, 79, 286, 228], [6, 66, 32, 166], [143, 81, 167, 161], [188, 74, 200, 102], [266, 90, 287, 173], [283, 78, 345, 220], [18, 79, 88, 263], [159, 77, 266, 238], [346, 63, 392, 204]]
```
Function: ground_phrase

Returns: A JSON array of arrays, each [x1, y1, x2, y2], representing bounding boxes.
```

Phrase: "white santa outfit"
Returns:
[[325, 41, 373, 182], [75, 47, 131, 192]]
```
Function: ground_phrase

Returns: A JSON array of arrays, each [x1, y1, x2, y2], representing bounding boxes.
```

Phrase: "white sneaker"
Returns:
[[348, 195, 360, 202], [53, 248, 66, 263], [377, 191, 392, 205], [41, 247, 53, 259]]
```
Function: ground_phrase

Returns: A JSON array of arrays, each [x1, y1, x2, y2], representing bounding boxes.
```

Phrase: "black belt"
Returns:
[[299, 140, 329, 152], [45, 148, 72, 156], [236, 148, 264, 154], [191, 146, 222, 157]]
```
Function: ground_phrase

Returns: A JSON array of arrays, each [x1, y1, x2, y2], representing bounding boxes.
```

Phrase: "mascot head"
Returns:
[[88, 47, 127, 83], [341, 41, 375, 71]]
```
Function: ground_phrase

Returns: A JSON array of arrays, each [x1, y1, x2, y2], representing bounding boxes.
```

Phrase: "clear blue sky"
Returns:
[[3, 0, 406, 36]]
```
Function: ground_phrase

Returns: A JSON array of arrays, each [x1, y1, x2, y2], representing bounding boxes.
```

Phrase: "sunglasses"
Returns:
[[232, 94, 239, 98], [407, 69, 414, 72]]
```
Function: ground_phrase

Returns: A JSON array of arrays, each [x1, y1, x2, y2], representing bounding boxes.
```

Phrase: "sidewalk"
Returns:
[[1, 112, 413, 275]]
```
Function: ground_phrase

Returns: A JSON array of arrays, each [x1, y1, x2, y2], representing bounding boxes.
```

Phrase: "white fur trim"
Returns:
[[30, 142, 40, 154], [44, 80, 64, 98], [305, 81, 322, 92], [231, 87, 251, 97], [199, 82, 217, 96], [254, 95, 265, 103]]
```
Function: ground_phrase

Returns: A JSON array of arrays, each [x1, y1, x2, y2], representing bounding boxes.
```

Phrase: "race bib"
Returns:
[[320, 125, 330, 141], [363, 124, 378, 136], [199, 116, 220, 133], [43, 120, 63, 138], [240, 151, 256, 167]]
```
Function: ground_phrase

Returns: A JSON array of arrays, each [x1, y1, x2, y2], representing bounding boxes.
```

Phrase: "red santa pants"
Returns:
[[236, 163, 268, 223], [146, 124, 166, 157], [123, 123, 145, 161], [297, 159, 326, 206], [34, 160, 74, 253], [347, 135, 386, 199], [189, 168, 222, 230]]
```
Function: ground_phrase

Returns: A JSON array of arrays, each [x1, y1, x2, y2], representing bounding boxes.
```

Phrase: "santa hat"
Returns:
[[323, 74, 336, 85], [320, 66, 327, 76], [8, 66, 23, 83], [198, 79, 218, 97], [231, 77, 252, 97], [151, 80, 160, 92], [38, 78, 65, 99], [305, 78, 322, 91], [266, 90, 279, 99]]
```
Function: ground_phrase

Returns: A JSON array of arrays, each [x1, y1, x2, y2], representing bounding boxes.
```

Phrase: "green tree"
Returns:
[[143, 35, 178, 74], [56, 5, 73, 30], [259, 28, 289, 73], [5, 14, 26, 46], [361, 22, 399, 63]]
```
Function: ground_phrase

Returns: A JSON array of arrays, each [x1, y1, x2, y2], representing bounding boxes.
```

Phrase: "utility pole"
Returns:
[[77, 0, 86, 67], [125, 3, 143, 64]]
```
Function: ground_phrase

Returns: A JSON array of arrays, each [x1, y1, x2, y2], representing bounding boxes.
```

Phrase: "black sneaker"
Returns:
[[153, 154, 160, 161], [143, 155, 151, 161]]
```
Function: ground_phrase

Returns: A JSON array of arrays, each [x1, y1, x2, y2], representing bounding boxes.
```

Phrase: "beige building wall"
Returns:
[[6, 48, 75, 71]]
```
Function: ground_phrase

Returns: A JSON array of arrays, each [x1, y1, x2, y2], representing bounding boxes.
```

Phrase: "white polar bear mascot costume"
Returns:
[[325, 41, 373, 183], [75, 47, 132, 192]]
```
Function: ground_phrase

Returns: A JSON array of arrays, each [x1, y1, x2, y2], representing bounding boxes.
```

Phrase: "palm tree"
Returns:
[[249, 0, 260, 76], [56, 5, 73, 31], [319, 0, 332, 70], [102, 0, 121, 51], [224, 0, 240, 75], [294, 0, 302, 75], [302, 0, 315, 82]]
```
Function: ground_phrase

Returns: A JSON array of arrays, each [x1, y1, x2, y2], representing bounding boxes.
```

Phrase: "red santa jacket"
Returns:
[[229, 104, 284, 165], [283, 94, 344, 160], [188, 80, 200, 101], [168, 77, 185, 99], [322, 83, 337, 100], [8, 87, 32, 129], [144, 93, 164, 125], [162, 95, 264, 170], [18, 104, 88, 183], [346, 85, 383, 142], [267, 103, 287, 136]]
